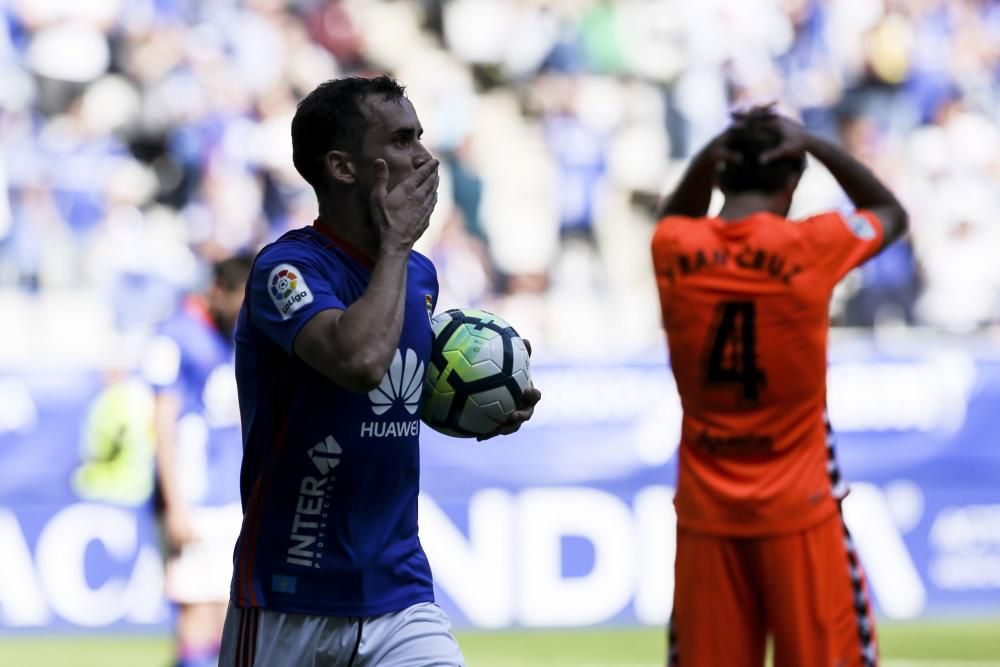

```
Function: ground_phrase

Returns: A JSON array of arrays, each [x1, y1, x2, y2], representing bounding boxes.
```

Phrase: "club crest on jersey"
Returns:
[[842, 211, 876, 240], [268, 263, 314, 320]]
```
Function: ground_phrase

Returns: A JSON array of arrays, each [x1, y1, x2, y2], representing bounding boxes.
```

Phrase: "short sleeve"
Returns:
[[797, 210, 885, 285], [247, 245, 348, 355], [142, 333, 182, 394]]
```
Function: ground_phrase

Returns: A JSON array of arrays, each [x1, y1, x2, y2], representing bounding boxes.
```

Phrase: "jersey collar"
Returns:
[[312, 219, 376, 271]]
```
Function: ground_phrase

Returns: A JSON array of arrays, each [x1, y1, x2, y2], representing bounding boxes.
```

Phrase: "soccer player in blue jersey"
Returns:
[[144, 255, 253, 667], [219, 76, 541, 666]]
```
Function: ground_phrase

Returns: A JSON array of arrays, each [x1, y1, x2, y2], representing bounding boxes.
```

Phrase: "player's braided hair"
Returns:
[[291, 75, 408, 192], [717, 110, 806, 194]]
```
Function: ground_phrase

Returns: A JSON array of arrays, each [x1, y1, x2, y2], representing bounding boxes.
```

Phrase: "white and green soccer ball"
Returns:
[[421, 308, 532, 438]]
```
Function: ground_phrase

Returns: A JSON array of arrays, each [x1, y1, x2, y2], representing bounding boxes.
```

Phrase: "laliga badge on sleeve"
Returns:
[[268, 263, 314, 320], [842, 211, 877, 240]]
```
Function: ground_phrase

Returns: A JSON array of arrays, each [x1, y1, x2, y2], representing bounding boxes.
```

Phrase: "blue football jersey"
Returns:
[[232, 223, 438, 617], [144, 297, 243, 508]]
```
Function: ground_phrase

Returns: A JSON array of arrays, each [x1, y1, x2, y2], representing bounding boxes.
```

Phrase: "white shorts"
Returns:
[[163, 502, 243, 605], [218, 601, 465, 667]]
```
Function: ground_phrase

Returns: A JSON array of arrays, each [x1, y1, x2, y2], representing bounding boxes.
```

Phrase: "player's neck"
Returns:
[[718, 193, 789, 221], [316, 195, 380, 258]]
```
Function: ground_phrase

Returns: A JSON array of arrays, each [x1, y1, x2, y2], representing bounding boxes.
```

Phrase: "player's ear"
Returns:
[[325, 150, 356, 185]]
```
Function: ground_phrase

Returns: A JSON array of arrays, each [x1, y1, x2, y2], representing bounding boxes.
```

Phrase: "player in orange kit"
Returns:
[[652, 108, 907, 667]]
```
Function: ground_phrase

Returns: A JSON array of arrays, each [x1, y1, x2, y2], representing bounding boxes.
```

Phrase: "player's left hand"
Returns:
[[476, 386, 541, 442], [476, 338, 541, 441], [756, 112, 810, 164]]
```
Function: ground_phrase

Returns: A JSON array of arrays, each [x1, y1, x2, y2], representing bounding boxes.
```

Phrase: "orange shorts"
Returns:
[[669, 510, 877, 667]]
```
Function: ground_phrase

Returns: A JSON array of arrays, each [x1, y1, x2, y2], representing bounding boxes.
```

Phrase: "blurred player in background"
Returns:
[[143, 255, 253, 667], [652, 108, 907, 667], [219, 76, 539, 667]]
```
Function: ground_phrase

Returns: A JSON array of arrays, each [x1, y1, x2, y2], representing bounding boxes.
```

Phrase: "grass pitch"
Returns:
[[0, 620, 997, 666]]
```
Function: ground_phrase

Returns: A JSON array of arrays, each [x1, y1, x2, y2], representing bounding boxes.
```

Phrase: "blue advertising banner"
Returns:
[[1, 338, 999, 632]]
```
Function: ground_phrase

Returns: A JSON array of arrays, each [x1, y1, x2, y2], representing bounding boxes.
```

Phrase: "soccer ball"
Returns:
[[421, 308, 532, 438]]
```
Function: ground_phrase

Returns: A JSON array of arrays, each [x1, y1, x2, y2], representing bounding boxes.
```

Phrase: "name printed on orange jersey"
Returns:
[[695, 429, 775, 457], [659, 244, 803, 286]]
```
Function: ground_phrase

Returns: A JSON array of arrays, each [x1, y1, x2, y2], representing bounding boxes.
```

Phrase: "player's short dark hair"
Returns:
[[213, 254, 254, 292], [291, 76, 408, 192], [717, 115, 806, 195]]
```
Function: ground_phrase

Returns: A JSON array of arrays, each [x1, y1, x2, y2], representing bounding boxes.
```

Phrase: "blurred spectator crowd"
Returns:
[[1, 0, 999, 363]]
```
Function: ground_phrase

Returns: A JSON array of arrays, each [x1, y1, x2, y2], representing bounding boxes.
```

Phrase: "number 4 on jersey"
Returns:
[[705, 301, 766, 402]]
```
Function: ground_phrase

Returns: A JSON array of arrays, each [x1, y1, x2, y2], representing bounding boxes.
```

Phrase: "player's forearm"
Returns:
[[153, 414, 186, 513], [804, 135, 903, 212], [155, 449, 185, 511], [326, 249, 409, 389], [658, 147, 717, 219]]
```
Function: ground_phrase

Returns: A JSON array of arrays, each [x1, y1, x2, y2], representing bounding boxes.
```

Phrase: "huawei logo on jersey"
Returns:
[[368, 348, 423, 416], [360, 349, 422, 438]]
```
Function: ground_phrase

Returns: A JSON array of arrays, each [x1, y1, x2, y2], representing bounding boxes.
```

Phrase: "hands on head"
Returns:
[[476, 338, 542, 442], [711, 104, 810, 167]]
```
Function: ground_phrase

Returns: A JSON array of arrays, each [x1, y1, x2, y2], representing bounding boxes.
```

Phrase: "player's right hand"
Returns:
[[370, 157, 440, 254], [757, 114, 810, 164], [165, 505, 197, 551]]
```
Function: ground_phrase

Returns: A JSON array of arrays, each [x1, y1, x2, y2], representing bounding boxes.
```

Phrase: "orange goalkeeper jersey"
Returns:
[[651, 210, 884, 536]]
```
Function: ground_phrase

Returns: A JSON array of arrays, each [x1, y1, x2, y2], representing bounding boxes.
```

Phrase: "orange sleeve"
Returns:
[[796, 210, 885, 285]]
